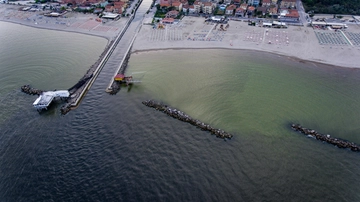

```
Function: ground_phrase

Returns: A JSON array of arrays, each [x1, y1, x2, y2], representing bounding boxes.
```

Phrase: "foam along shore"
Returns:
[[291, 124, 360, 152], [132, 16, 360, 69], [142, 100, 233, 139]]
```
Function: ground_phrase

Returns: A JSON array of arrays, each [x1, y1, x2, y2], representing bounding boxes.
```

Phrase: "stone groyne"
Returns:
[[21, 84, 43, 95], [142, 100, 233, 139], [291, 124, 360, 152]]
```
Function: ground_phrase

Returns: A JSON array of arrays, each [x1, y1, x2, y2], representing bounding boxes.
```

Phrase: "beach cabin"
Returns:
[[114, 74, 125, 81]]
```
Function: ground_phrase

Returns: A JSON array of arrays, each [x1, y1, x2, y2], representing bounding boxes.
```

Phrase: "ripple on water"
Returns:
[[1, 22, 360, 201]]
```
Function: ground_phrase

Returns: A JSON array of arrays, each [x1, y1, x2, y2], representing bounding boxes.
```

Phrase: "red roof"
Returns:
[[172, 2, 181, 6], [114, 1, 124, 5], [285, 9, 299, 18], [269, 7, 277, 13], [236, 7, 245, 12], [203, 2, 212, 6], [114, 74, 125, 80], [248, 6, 255, 11], [194, 1, 201, 5], [226, 5, 236, 10], [162, 18, 175, 23], [160, 3, 170, 7], [240, 3, 248, 9]]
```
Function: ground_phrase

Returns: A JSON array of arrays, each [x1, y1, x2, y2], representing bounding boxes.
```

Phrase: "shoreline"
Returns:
[[2, 3, 359, 69], [132, 16, 360, 69], [131, 40, 360, 69], [0, 4, 127, 42], [6, 15, 353, 70], [0, 19, 111, 42], [131, 46, 356, 70]]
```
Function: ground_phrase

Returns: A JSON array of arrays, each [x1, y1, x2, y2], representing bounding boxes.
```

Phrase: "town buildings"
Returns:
[[54, 0, 301, 24]]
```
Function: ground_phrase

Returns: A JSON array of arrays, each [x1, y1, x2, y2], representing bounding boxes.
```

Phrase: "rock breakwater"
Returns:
[[21, 85, 43, 95], [142, 100, 233, 139], [68, 74, 93, 94], [291, 124, 360, 152]]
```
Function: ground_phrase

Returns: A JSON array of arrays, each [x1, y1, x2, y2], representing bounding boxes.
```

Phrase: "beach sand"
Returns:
[[1, 3, 359, 68], [133, 16, 360, 68], [0, 4, 126, 41]]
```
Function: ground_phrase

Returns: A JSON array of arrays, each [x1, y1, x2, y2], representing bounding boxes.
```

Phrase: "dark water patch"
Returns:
[[2, 20, 360, 201]]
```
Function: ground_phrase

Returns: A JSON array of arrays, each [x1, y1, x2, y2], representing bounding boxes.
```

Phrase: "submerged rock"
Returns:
[[142, 99, 233, 140]]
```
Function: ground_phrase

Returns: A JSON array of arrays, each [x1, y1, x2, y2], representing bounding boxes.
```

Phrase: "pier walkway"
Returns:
[[59, 0, 151, 113], [104, 2, 149, 94]]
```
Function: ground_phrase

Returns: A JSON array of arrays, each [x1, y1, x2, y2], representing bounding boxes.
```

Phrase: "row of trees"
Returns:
[[303, 0, 360, 15]]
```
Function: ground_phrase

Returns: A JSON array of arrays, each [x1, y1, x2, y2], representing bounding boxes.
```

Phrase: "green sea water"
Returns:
[[129, 49, 360, 143]]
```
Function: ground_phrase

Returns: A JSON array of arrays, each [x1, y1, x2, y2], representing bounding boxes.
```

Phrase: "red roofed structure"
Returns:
[[114, 74, 125, 81], [225, 4, 236, 15], [159, 0, 171, 7], [262, 0, 271, 7], [171, 1, 182, 10], [162, 18, 175, 24], [284, 9, 299, 19]]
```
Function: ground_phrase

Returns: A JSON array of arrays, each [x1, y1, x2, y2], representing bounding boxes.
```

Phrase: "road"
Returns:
[[296, 0, 308, 26]]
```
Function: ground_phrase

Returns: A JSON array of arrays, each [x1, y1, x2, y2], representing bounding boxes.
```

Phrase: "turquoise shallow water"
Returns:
[[1, 17, 360, 201]]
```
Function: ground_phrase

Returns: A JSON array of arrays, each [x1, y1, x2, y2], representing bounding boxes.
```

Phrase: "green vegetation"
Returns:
[[35, 0, 48, 3], [213, 7, 224, 15], [303, 0, 360, 15], [187, 0, 195, 5], [154, 5, 168, 18], [154, 9, 166, 18]]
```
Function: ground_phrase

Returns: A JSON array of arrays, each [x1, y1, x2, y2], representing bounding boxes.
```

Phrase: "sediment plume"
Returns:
[[142, 100, 233, 139], [291, 124, 360, 152]]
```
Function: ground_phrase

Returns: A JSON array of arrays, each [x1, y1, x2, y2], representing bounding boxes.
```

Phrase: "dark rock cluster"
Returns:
[[142, 100, 233, 139], [68, 74, 93, 94], [60, 106, 71, 115], [109, 82, 121, 95], [291, 124, 360, 152], [21, 85, 43, 95]]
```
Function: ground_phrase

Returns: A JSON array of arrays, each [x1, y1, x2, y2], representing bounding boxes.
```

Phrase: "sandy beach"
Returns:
[[0, 3, 126, 41], [133, 15, 360, 68], [1, 3, 360, 68]]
